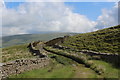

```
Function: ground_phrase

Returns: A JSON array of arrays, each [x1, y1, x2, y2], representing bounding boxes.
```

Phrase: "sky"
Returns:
[[5, 2, 115, 21], [65, 2, 116, 21], [1, 1, 119, 36]]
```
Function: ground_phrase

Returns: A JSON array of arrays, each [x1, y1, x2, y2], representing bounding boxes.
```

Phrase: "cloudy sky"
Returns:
[[1, 0, 119, 36]]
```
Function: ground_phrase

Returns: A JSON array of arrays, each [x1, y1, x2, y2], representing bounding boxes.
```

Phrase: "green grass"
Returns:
[[62, 25, 120, 54], [10, 64, 75, 78], [44, 46, 90, 65], [89, 60, 119, 78], [44, 47, 119, 78], [47, 53, 78, 66], [2, 44, 35, 62]]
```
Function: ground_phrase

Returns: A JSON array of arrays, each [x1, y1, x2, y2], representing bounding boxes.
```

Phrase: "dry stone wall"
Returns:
[[45, 36, 69, 46], [52, 44, 120, 68], [28, 42, 46, 57], [0, 58, 50, 79]]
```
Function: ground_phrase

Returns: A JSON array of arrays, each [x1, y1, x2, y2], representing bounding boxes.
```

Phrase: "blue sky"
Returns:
[[5, 2, 115, 21], [5, 2, 24, 9], [65, 2, 115, 21]]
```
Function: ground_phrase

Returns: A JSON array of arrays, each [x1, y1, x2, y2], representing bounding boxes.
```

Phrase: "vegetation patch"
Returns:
[[89, 60, 119, 78], [2, 44, 35, 62]]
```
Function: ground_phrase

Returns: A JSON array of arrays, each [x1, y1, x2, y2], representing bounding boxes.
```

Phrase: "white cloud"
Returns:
[[2, 2, 118, 36], [0, 0, 4, 37], [96, 3, 118, 29], [2, 2, 97, 36]]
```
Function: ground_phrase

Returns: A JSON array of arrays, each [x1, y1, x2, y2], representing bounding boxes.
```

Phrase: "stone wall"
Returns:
[[45, 36, 69, 46], [27, 36, 69, 57], [28, 42, 46, 57], [0, 58, 50, 79], [27, 36, 69, 56], [53, 44, 119, 56], [52, 44, 120, 68]]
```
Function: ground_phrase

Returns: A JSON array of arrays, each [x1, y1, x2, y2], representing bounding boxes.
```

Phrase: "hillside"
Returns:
[[2, 33, 77, 48], [1, 25, 120, 79], [62, 25, 120, 54], [2, 40, 118, 78], [2, 44, 102, 78]]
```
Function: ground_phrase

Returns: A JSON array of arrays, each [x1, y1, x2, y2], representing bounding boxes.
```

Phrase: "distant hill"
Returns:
[[2, 33, 77, 48], [62, 25, 120, 54]]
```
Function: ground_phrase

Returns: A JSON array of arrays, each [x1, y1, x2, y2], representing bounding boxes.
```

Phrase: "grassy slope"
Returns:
[[2, 44, 34, 62], [62, 25, 120, 54], [2, 33, 77, 48]]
